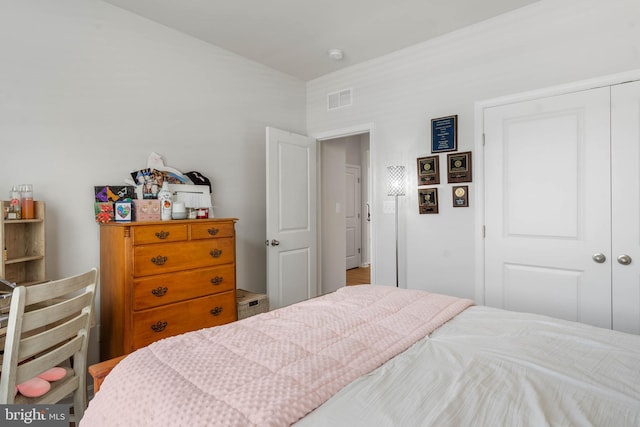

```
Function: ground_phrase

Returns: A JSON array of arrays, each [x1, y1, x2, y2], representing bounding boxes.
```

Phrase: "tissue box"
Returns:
[[114, 201, 133, 222], [134, 199, 160, 221], [94, 203, 114, 223]]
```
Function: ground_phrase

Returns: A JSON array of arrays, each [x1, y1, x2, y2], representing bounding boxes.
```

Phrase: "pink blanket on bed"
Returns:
[[81, 286, 473, 427]]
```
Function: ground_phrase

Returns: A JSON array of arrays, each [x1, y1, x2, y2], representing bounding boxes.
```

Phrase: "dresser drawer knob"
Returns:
[[210, 249, 223, 258], [208, 228, 219, 236], [210, 307, 223, 316], [151, 321, 168, 332], [155, 231, 170, 240], [210, 276, 224, 285], [151, 255, 168, 265], [151, 286, 168, 297]]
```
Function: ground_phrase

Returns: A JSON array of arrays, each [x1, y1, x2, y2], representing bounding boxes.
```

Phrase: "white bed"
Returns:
[[81, 286, 640, 427], [298, 305, 640, 426]]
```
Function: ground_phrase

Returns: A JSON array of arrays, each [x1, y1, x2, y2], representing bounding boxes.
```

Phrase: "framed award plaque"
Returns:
[[452, 185, 469, 207], [417, 156, 440, 186], [431, 115, 457, 153], [447, 151, 472, 183], [418, 188, 438, 214]]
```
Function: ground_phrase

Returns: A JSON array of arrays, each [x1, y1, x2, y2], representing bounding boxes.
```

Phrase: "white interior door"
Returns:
[[484, 87, 612, 329], [266, 127, 317, 310], [611, 80, 640, 334], [345, 164, 361, 270]]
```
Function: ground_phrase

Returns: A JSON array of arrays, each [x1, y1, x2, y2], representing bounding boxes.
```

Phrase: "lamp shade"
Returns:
[[387, 166, 406, 196]]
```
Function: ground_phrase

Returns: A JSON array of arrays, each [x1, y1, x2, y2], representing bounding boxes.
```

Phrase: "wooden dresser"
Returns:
[[99, 218, 238, 360]]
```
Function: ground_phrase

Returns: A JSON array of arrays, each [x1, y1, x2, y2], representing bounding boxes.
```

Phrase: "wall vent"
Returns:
[[327, 88, 352, 111]]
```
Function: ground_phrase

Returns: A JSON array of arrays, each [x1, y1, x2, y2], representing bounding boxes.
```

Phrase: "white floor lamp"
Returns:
[[387, 166, 406, 287]]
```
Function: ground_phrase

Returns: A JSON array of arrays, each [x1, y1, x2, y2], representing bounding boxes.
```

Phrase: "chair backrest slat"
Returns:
[[18, 313, 88, 362], [24, 270, 97, 305], [21, 292, 93, 333], [16, 335, 84, 385]]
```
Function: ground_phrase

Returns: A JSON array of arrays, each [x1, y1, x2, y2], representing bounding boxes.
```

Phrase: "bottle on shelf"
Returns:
[[8, 186, 21, 220], [21, 184, 34, 220], [157, 181, 173, 221]]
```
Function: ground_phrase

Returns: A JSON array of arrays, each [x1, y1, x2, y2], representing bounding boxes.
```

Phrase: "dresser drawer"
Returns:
[[191, 221, 235, 240], [133, 237, 234, 277], [131, 291, 236, 350], [132, 224, 189, 245], [133, 264, 236, 310]]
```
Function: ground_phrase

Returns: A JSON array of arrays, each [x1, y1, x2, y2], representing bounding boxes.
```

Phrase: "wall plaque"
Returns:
[[418, 188, 439, 214], [431, 115, 457, 153], [447, 151, 472, 183], [417, 156, 440, 185], [452, 185, 469, 207]]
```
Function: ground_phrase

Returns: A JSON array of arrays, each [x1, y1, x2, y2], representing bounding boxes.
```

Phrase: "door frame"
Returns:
[[312, 123, 376, 292], [474, 69, 640, 305], [345, 163, 362, 270]]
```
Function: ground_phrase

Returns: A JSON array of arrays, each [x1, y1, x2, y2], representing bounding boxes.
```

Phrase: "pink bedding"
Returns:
[[81, 286, 473, 426]]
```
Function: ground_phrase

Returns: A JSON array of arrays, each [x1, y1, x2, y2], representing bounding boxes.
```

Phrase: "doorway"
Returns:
[[316, 125, 373, 294]]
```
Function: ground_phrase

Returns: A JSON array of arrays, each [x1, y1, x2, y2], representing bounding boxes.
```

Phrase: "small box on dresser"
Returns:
[[133, 199, 161, 221], [99, 218, 238, 360]]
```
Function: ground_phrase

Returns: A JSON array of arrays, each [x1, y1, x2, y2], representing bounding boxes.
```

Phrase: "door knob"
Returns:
[[617, 254, 632, 265], [592, 253, 606, 263], [270, 239, 280, 246]]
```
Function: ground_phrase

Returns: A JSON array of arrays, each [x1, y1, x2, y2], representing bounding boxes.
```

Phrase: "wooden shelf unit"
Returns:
[[0, 201, 46, 286]]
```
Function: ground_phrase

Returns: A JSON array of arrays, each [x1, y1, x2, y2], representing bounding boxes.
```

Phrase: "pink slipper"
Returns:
[[37, 367, 67, 382], [16, 377, 51, 397]]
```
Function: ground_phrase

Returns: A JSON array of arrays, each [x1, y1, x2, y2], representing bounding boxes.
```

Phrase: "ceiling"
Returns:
[[101, 0, 540, 81]]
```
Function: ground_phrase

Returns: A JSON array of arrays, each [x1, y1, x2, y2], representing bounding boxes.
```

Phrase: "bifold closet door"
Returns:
[[611, 80, 640, 334], [484, 87, 612, 330]]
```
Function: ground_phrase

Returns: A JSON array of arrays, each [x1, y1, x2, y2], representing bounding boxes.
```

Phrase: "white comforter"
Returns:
[[297, 306, 640, 427]]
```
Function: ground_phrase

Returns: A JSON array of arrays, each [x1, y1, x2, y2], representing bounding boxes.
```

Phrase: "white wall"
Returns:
[[0, 0, 305, 365], [307, 0, 640, 299]]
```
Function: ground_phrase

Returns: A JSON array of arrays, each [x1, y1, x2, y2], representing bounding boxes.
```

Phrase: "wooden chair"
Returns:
[[0, 268, 97, 422]]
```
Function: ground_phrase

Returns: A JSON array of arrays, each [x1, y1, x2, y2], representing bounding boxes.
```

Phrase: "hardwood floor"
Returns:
[[346, 266, 370, 286]]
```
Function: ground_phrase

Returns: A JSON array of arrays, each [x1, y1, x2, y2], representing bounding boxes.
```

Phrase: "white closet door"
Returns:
[[484, 87, 612, 329], [611, 80, 640, 334]]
